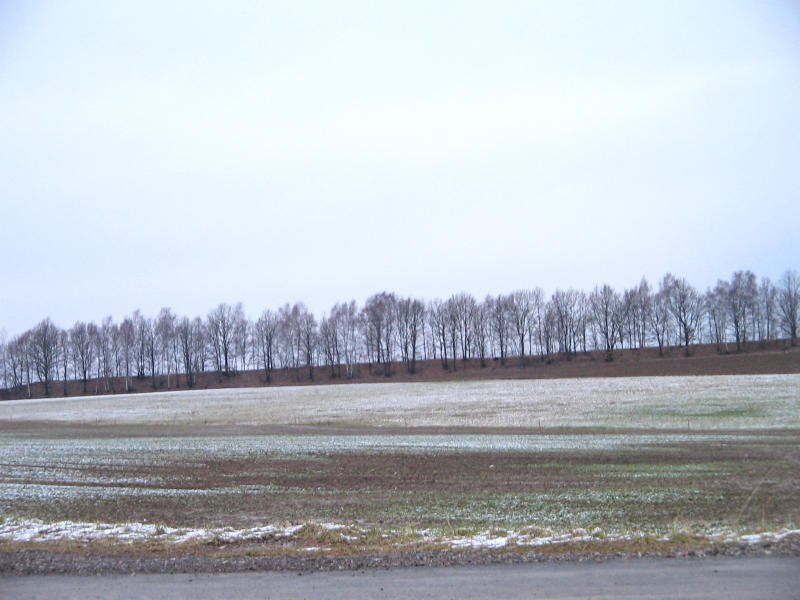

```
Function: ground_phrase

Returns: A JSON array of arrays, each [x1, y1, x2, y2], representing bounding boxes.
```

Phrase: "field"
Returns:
[[3, 374, 799, 429], [1, 374, 799, 566]]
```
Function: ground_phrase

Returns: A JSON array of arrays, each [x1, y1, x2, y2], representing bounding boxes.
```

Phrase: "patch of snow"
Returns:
[[716, 529, 800, 544], [0, 518, 305, 545], [450, 533, 509, 549], [2, 518, 798, 551], [441, 527, 800, 550]]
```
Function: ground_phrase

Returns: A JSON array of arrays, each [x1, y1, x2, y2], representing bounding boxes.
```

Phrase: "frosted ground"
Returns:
[[1, 374, 798, 428], [1, 374, 798, 556]]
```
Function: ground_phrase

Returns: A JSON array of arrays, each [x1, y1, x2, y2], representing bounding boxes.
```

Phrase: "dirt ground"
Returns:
[[3, 425, 798, 533], [2, 425, 799, 574]]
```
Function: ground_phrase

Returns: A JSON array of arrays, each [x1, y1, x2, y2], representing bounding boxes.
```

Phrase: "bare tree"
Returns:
[[0, 334, 5, 393], [207, 302, 241, 374], [444, 296, 461, 371], [254, 309, 279, 382], [576, 291, 590, 353], [662, 274, 702, 355], [176, 316, 192, 387], [448, 293, 476, 361], [275, 302, 315, 380], [509, 290, 533, 360], [319, 312, 339, 378], [634, 278, 652, 349], [140, 317, 157, 389], [778, 269, 799, 345], [650, 288, 671, 356], [18, 332, 34, 398], [705, 281, 729, 352], [277, 303, 301, 377], [621, 280, 650, 351], [119, 317, 134, 392], [397, 297, 425, 374], [131, 311, 150, 379], [589, 284, 621, 359], [758, 277, 777, 342], [58, 328, 70, 396], [232, 306, 249, 373], [472, 297, 491, 367], [727, 270, 758, 352], [109, 320, 123, 385], [525, 288, 545, 359], [6, 334, 30, 394], [191, 317, 207, 375], [69, 321, 95, 394], [427, 299, 449, 369], [488, 294, 511, 364], [550, 289, 580, 356], [540, 303, 558, 359], [298, 304, 317, 381], [30, 318, 59, 395], [363, 292, 397, 376], [96, 316, 115, 393], [318, 301, 361, 380], [0, 333, 7, 393], [176, 316, 204, 388], [156, 308, 177, 388], [334, 300, 360, 379], [620, 288, 635, 349]]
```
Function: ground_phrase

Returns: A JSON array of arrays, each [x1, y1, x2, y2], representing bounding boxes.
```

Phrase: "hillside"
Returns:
[[3, 340, 798, 402]]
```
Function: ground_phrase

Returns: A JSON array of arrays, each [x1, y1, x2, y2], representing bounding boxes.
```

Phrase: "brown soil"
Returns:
[[4, 341, 799, 402], [5, 428, 798, 531], [2, 431, 799, 574]]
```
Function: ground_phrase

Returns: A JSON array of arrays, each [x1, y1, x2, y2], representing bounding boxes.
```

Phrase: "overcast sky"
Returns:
[[1, 1, 799, 335]]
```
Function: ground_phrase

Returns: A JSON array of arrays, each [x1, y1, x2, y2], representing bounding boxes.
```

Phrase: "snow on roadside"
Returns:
[[448, 528, 619, 549], [0, 519, 304, 545], [445, 527, 800, 550], [2, 518, 798, 550]]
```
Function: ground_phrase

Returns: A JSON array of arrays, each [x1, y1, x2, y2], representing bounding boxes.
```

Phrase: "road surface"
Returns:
[[2, 557, 798, 599]]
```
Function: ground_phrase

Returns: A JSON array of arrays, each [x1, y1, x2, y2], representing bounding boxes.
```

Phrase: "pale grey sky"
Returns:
[[1, 1, 799, 334]]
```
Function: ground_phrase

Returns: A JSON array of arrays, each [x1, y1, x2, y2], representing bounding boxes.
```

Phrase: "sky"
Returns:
[[1, 1, 799, 335]]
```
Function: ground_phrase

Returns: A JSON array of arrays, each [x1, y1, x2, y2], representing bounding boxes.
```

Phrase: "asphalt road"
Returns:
[[3, 557, 799, 599]]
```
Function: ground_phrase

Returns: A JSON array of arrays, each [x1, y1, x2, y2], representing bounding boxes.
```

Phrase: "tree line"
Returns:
[[2, 268, 798, 397]]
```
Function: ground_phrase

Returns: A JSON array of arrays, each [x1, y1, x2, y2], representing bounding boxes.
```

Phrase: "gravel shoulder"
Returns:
[[2, 537, 799, 576]]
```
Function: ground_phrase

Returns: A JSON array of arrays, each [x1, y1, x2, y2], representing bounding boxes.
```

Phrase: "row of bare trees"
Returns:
[[2, 269, 798, 396]]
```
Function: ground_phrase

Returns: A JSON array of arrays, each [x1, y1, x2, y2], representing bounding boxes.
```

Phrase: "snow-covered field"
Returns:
[[1, 374, 798, 429]]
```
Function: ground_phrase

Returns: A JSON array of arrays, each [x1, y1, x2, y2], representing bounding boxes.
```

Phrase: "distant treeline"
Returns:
[[2, 269, 798, 397]]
